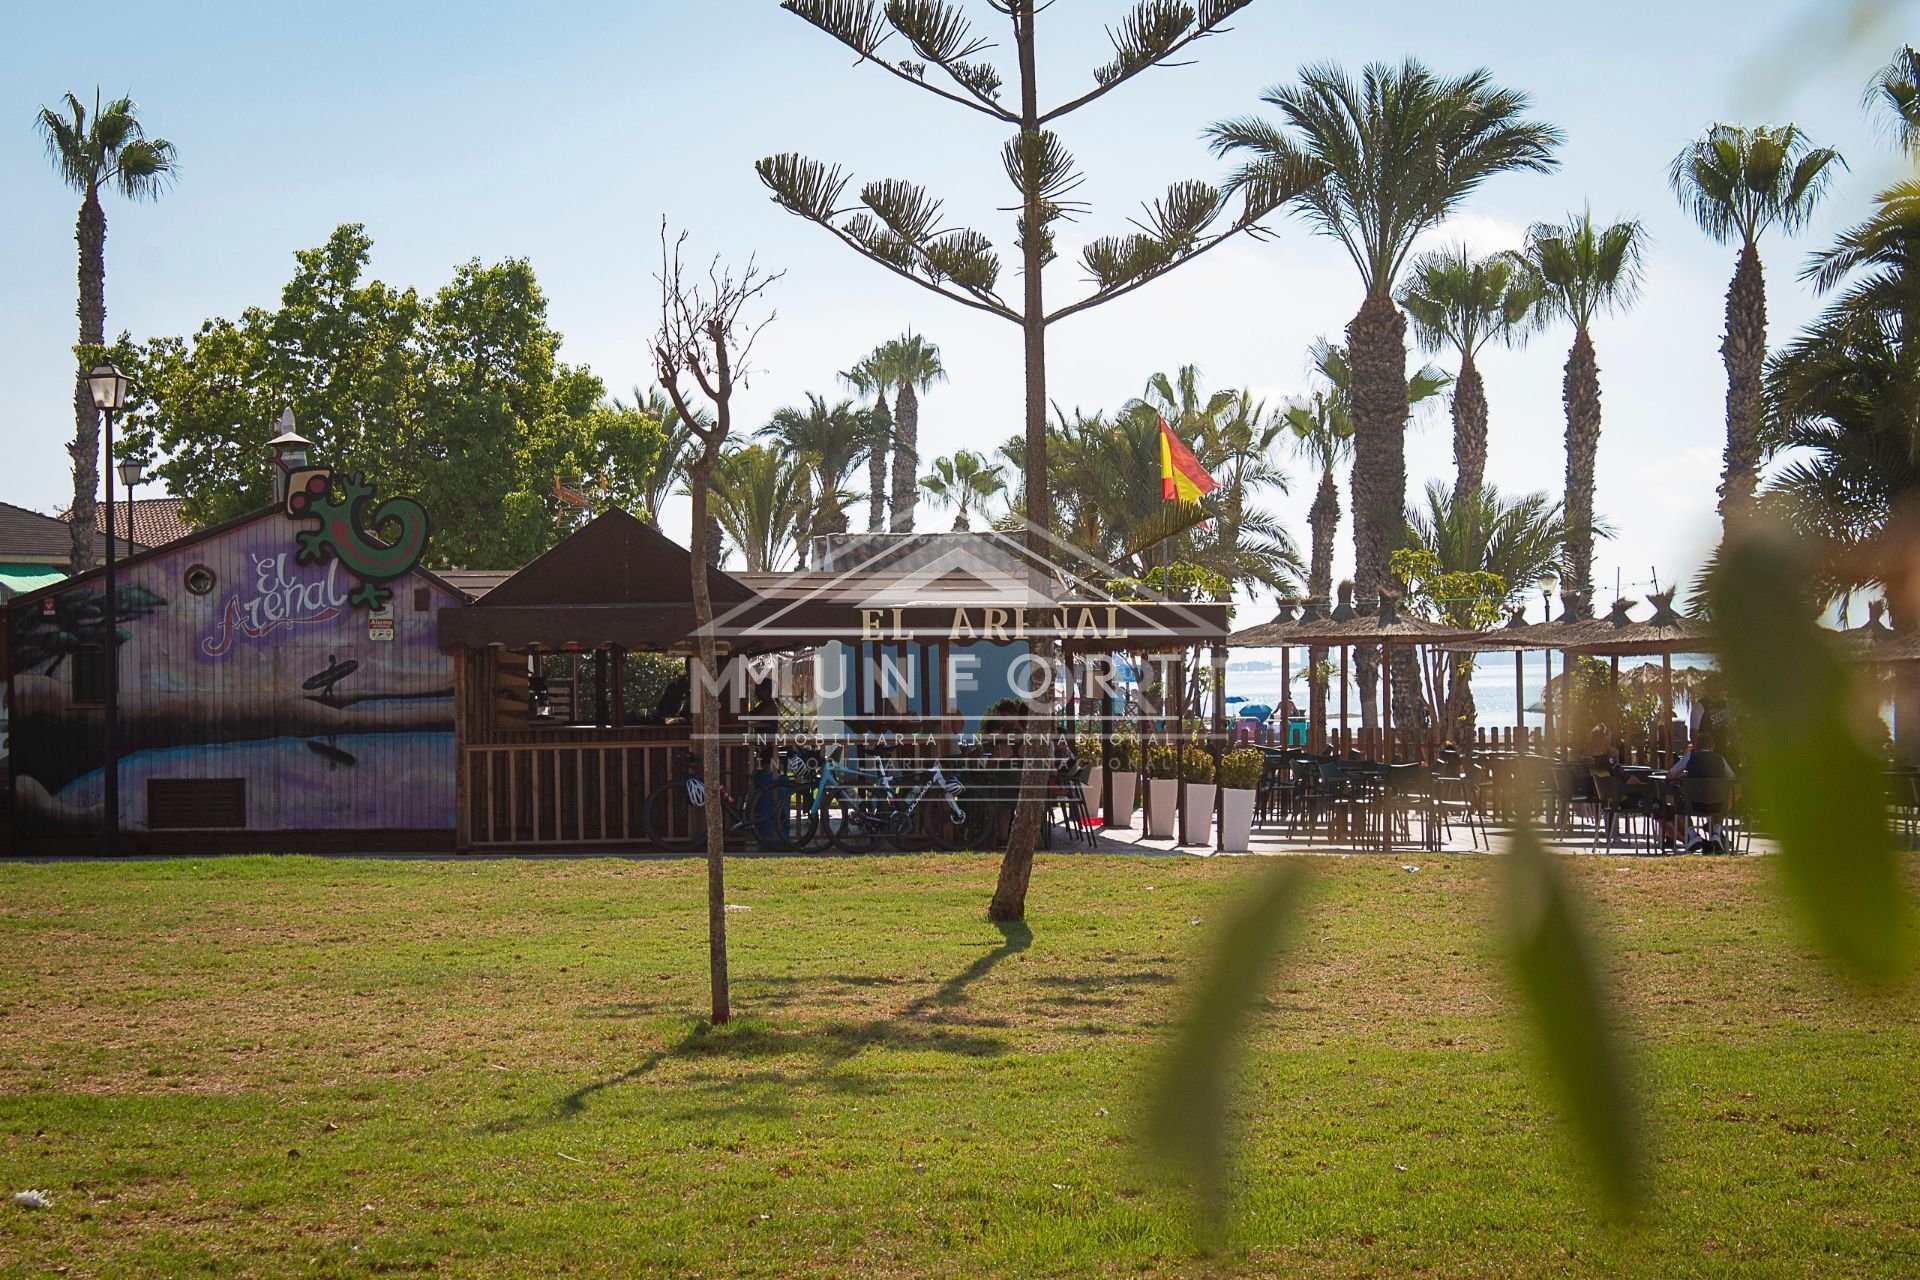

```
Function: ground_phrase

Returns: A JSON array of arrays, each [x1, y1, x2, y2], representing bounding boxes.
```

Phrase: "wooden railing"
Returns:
[[460, 740, 753, 848]]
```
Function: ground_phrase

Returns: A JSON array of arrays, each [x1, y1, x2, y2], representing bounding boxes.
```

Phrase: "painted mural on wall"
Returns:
[[283, 469, 431, 609], [8, 511, 456, 836]]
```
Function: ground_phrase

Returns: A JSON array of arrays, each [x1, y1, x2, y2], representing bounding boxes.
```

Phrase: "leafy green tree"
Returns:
[[1210, 59, 1559, 729], [918, 448, 1006, 530], [1868, 44, 1920, 156], [847, 333, 945, 532], [1397, 245, 1541, 503], [120, 224, 644, 570], [701, 443, 808, 572], [761, 393, 871, 562], [1670, 124, 1844, 526], [1524, 209, 1648, 617], [34, 90, 177, 571], [761, 0, 1319, 922]]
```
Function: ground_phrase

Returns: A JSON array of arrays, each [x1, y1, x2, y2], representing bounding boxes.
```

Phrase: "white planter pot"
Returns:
[[1219, 787, 1256, 852], [1109, 771, 1139, 828], [1080, 775, 1102, 825], [1180, 783, 1217, 846], [1146, 778, 1178, 838]]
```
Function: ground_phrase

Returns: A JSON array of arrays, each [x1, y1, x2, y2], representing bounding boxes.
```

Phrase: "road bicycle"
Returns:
[[822, 751, 971, 852]]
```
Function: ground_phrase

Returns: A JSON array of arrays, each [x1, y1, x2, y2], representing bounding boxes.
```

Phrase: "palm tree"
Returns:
[[1209, 62, 1557, 600], [761, 394, 869, 564], [1209, 59, 1559, 727], [1525, 209, 1649, 618], [34, 90, 177, 572], [838, 362, 895, 532], [622, 386, 706, 523], [1285, 339, 1446, 737], [699, 444, 807, 574], [1407, 481, 1568, 737], [919, 450, 1006, 530], [1868, 45, 1920, 156], [848, 333, 945, 533], [1670, 124, 1844, 526], [1397, 245, 1541, 503]]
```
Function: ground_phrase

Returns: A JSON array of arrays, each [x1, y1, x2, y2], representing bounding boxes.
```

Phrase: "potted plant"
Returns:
[[1144, 743, 1178, 839], [1218, 748, 1265, 852], [1108, 733, 1139, 829], [1179, 744, 1217, 846], [1073, 734, 1104, 825]]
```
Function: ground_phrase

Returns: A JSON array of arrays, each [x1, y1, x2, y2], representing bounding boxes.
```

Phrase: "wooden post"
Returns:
[[1099, 651, 1115, 829], [1515, 648, 1524, 745], [1381, 638, 1393, 762], [1662, 650, 1674, 763], [1280, 644, 1292, 748], [1173, 651, 1187, 844], [1211, 641, 1227, 853], [1339, 644, 1350, 756], [453, 645, 472, 852]]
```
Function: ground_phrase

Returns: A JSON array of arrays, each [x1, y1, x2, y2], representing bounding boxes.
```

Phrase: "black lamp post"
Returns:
[[117, 457, 144, 549], [88, 362, 130, 854]]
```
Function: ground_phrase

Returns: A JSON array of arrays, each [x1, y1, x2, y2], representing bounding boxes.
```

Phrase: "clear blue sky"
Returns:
[[1, 0, 1911, 607]]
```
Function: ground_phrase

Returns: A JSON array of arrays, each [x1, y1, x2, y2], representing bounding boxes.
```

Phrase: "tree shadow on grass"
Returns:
[[479, 921, 1034, 1134]]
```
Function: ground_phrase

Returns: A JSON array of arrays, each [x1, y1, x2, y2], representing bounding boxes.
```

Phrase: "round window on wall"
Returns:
[[184, 564, 217, 596]]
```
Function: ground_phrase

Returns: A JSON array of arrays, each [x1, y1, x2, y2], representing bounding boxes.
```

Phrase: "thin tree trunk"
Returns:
[[795, 473, 813, 569], [890, 382, 919, 532], [70, 190, 107, 572], [688, 451, 730, 1026], [1307, 467, 1338, 748], [867, 399, 892, 532], [1451, 349, 1489, 504], [1346, 291, 1409, 733], [1718, 242, 1766, 527], [1562, 326, 1602, 618], [991, 0, 1050, 924]]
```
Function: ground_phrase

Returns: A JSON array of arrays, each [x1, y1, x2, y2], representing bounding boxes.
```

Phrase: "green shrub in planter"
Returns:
[[1110, 733, 1139, 772], [1180, 744, 1216, 785], [1220, 748, 1265, 791], [1074, 733, 1103, 765], [1145, 743, 1178, 780]]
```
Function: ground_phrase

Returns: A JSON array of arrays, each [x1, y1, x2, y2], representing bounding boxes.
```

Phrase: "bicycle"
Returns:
[[825, 752, 971, 851], [642, 748, 815, 853]]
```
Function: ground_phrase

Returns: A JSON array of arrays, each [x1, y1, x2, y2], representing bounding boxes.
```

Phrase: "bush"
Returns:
[[1181, 744, 1215, 785], [1219, 748, 1265, 790], [1110, 733, 1139, 772], [1145, 743, 1178, 780], [1074, 733, 1103, 765]]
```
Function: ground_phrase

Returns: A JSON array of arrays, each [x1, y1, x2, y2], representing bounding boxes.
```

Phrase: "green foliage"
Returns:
[[1109, 732, 1139, 772], [1708, 528, 1912, 981], [34, 89, 177, 202], [1073, 733, 1103, 765], [119, 225, 656, 569], [1147, 861, 1311, 1243], [1144, 743, 1178, 780], [1218, 748, 1264, 790], [1669, 124, 1844, 249], [1389, 546, 1506, 630], [1500, 821, 1641, 1210], [1398, 245, 1542, 360], [1180, 743, 1215, 784], [1107, 559, 1232, 604], [1524, 209, 1649, 332], [702, 443, 809, 573]]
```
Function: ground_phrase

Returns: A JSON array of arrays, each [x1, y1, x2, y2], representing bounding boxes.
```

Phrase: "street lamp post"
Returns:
[[88, 362, 131, 854], [117, 457, 144, 550]]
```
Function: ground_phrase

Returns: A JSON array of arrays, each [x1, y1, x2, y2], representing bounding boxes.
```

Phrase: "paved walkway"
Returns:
[[1068, 818, 1765, 858]]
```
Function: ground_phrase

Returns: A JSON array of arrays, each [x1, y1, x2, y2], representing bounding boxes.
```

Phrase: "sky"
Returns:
[[1, 0, 1912, 617]]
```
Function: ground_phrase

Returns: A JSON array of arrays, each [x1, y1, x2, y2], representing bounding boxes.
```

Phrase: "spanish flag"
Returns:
[[1158, 417, 1219, 503]]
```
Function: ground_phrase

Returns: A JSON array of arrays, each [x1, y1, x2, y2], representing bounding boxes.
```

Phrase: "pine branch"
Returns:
[[1040, 0, 1256, 123], [780, 0, 1017, 120]]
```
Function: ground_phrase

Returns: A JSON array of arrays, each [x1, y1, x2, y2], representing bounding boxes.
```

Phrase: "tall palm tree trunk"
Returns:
[[867, 401, 892, 532], [795, 473, 814, 568], [1561, 326, 1602, 617], [1346, 292, 1411, 734], [70, 189, 107, 572], [890, 383, 919, 533], [1718, 242, 1767, 526], [1443, 349, 1490, 744], [1451, 349, 1489, 503], [1307, 468, 1338, 747]]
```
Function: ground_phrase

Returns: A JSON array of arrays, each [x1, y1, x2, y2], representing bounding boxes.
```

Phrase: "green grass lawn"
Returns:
[[1, 851, 1916, 1278]]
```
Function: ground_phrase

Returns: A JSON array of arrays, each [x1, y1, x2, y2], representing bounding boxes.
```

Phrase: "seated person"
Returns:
[[1660, 728, 1737, 849], [1574, 723, 1617, 801]]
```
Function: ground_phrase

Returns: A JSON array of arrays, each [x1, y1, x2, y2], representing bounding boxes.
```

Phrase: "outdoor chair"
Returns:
[[1884, 771, 1920, 849], [1589, 766, 1656, 854], [1431, 763, 1492, 851], [1675, 775, 1735, 852], [1049, 758, 1099, 849]]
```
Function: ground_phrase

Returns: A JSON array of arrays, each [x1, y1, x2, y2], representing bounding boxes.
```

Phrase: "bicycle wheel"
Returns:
[[643, 777, 707, 852], [749, 781, 818, 852], [920, 794, 970, 851], [824, 785, 883, 853]]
